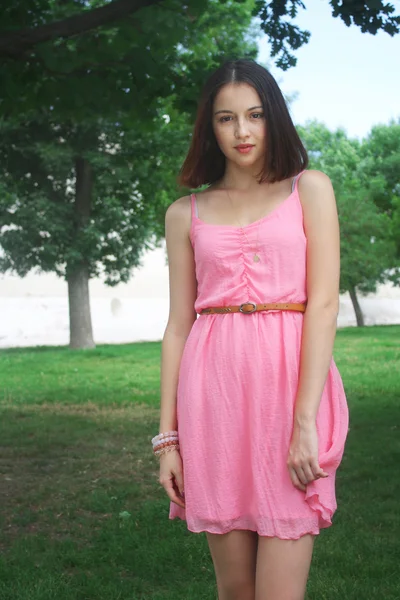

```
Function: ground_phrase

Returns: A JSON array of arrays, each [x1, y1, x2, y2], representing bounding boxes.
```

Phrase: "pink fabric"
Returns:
[[169, 171, 349, 539]]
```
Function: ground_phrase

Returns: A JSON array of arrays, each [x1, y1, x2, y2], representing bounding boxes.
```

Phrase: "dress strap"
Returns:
[[189, 194, 198, 248], [190, 193, 198, 219], [291, 170, 306, 193]]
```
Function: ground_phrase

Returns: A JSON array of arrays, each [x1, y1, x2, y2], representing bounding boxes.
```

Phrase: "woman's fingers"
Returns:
[[309, 459, 329, 480], [288, 467, 306, 492], [158, 452, 185, 508], [173, 470, 185, 497], [162, 477, 186, 508], [288, 462, 329, 490], [296, 466, 310, 486], [312, 464, 329, 480]]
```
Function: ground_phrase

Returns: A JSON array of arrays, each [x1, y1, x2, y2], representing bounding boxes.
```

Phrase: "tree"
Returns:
[[360, 120, 400, 264], [298, 122, 397, 326], [1, 0, 399, 66], [0, 1, 259, 348]]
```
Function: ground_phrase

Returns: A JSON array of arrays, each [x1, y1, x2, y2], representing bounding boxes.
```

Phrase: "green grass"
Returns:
[[0, 325, 399, 599]]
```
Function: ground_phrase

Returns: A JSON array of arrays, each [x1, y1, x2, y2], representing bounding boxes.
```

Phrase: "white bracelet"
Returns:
[[152, 436, 179, 447]]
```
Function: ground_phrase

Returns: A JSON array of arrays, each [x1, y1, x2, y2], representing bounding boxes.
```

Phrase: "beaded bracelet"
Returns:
[[152, 430, 178, 444], [152, 430, 180, 457], [153, 435, 178, 445], [154, 440, 178, 451], [152, 430, 179, 448], [154, 444, 180, 458]]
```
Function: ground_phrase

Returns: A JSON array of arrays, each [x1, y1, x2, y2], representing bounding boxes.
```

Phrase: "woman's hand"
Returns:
[[159, 449, 185, 509], [287, 420, 328, 492]]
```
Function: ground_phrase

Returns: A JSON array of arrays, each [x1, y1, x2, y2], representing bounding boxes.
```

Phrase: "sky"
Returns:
[[258, 1, 400, 140]]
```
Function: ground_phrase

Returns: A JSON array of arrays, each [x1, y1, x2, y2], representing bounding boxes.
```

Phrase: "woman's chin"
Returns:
[[229, 154, 262, 170]]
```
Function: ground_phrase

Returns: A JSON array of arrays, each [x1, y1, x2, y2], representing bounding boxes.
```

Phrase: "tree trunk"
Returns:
[[68, 262, 95, 349], [67, 157, 95, 349], [349, 286, 365, 327]]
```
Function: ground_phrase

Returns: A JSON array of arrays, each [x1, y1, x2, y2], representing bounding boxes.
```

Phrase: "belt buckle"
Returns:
[[239, 302, 257, 314]]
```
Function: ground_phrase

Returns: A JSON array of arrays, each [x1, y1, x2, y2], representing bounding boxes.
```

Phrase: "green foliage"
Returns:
[[1, 0, 399, 110], [0, 114, 163, 283], [298, 121, 398, 294], [360, 120, 400, 259], [254, 0, 311, 69], [0, 0, 259, 119], [329, 0, 400, 34], [0, 1, 258, 284]]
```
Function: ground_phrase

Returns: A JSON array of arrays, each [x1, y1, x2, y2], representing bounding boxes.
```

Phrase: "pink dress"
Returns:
[[169, 171, 349, 539]]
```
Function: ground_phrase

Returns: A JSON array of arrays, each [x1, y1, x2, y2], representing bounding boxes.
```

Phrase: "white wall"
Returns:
[[1, 243, 399, 348]]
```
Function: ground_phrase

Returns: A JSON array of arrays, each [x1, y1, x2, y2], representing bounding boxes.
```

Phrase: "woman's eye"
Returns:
[[218, 113, 263, 123]]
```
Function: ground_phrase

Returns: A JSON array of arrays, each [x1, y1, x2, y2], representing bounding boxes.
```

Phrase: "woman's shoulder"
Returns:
[[165, 194, 191, 219], [167, 186, 218, 218], [297, 169, 337, 216], [299, 169, 333, 193], [165, 195, 193, 238]]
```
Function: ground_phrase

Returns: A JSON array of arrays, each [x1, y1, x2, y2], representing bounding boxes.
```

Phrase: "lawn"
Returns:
[[0, 326, 399, 600]]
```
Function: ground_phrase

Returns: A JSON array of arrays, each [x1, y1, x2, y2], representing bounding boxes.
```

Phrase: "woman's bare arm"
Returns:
[[286, 170, 340, 491], [159, 196, 198, 432], [294, 169, 341, 424]]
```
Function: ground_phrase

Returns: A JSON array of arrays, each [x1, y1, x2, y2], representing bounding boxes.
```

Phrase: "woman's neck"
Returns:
[[218, 160, 267, 192]]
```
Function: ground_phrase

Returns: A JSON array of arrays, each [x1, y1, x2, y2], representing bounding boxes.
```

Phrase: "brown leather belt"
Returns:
[[200, 302, 307, 315]]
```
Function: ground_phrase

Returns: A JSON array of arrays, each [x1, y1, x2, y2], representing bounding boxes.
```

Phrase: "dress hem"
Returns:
[[169, 513, 332, 540]]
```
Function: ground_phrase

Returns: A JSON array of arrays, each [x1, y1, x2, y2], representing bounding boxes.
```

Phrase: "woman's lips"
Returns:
[[235, 145, 254, 154]]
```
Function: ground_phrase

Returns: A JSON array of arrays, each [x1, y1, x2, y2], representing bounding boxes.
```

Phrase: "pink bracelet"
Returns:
[[154, 439, 178, 450]]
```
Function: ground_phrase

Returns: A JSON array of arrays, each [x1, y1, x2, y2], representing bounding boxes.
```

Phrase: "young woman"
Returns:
[[152, 59, 349, 600]]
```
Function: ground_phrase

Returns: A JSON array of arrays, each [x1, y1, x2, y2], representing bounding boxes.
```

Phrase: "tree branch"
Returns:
[[0, 0, 162, 59]]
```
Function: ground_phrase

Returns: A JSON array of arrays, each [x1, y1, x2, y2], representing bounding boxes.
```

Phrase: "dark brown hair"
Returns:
[[178, 59, 308, 189]]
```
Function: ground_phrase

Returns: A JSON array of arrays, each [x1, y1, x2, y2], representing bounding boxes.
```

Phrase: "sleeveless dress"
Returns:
[[169, 171, 349, 540]]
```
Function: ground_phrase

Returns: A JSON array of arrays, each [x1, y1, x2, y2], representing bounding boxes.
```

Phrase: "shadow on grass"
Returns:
[[0, 398, 399, 599], [0, 404, 216, 600]]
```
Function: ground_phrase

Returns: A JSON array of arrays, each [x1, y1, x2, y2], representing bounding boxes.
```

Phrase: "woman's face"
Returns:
[[212, 82, 266, 170]]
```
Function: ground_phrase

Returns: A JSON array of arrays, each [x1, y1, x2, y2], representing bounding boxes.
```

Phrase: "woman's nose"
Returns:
[[234, 118, 250, 139]]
